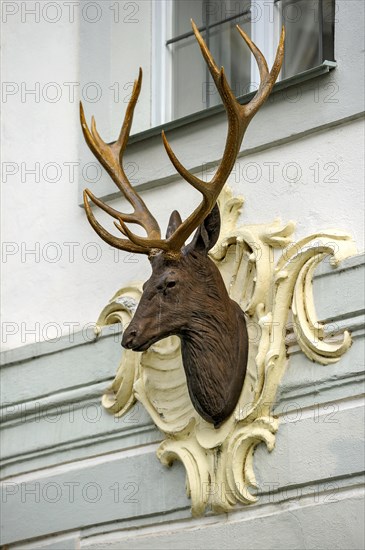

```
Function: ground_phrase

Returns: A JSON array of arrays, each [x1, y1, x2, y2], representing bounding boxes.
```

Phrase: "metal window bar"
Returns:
[[165, 8, 251, 45]]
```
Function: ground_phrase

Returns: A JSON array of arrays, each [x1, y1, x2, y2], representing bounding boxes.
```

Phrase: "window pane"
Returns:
[[277, 0, 324, 79], [322, 0, 335, 62], [171, 34, 207, 119], [171, 0, 251, 119]]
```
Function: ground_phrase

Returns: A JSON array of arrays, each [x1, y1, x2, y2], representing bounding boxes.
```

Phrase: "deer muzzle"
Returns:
[[122, 323, 157, 352]]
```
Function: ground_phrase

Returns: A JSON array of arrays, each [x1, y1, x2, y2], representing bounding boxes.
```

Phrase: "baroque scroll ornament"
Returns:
[[97, 185, 356, 516], [80, 21, 356, 516]]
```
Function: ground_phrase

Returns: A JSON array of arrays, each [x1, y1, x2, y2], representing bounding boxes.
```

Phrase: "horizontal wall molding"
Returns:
[[82, 487, 364, 550], [5, 481, 364, 550], [0, 324, 122, 369], [2, 397, 364, 546]]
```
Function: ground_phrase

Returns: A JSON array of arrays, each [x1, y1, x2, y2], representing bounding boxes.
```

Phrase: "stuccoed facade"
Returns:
[[1, 1, 364, 548]]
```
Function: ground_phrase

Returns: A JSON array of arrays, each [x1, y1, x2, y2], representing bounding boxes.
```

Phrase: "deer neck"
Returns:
[[179, 297, 247, 426], [181, 300, 239, 364]]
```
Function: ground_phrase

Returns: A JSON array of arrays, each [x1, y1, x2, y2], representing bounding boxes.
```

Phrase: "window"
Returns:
[[153, 0, 335, 124]]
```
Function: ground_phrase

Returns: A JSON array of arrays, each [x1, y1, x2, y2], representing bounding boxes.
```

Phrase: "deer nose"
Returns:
[[122, 328, 138, 349]]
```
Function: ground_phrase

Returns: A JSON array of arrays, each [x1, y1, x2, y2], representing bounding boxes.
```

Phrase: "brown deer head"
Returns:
[[80, 21, 285, 428]]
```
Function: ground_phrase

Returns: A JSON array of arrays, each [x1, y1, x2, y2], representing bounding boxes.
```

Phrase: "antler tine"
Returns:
[[113, 67, 142, 158], [84, 188, 151, 229], [83, 190, 149, 255], [114, 217, 171, 252], [80, 68, 161, 251], [161, 131, 211, 196], [235, 25, 269, 84], [237, 25, 285, 117], [191, 20, 238, 107]]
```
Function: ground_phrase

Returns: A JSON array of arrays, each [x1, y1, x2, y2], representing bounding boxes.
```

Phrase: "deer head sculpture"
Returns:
[[80, 21, 285, 428]]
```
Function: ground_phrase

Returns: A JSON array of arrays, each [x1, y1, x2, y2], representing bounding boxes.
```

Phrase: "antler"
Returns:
[[80, 68, 161, 255], [81, 21, 285, 257]]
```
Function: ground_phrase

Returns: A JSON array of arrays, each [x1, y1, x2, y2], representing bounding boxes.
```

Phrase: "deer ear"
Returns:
[[186, 203, 220, 254], [166, 210, 183, 239]]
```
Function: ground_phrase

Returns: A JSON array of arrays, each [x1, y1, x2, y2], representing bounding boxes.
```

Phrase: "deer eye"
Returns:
[[166, 280, 176, 289]]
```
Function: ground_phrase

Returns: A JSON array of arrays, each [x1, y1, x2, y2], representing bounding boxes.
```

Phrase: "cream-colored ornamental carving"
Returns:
[[97, 186, 356, 516]]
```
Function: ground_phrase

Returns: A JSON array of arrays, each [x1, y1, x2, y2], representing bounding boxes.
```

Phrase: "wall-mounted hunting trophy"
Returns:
[[80, 21, 356, 516]]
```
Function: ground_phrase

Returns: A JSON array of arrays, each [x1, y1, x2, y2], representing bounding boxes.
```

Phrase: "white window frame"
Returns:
[[151, 0, 173, 126]]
